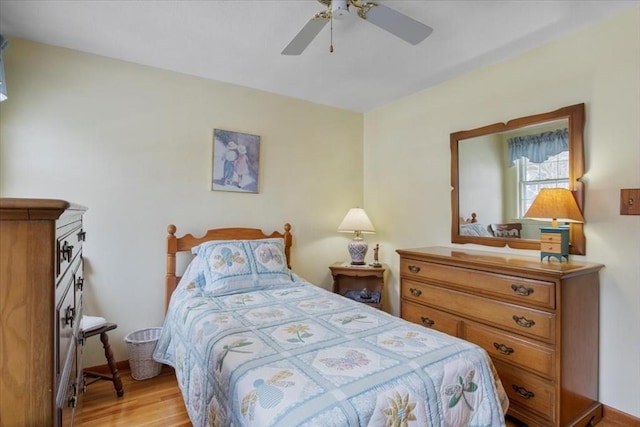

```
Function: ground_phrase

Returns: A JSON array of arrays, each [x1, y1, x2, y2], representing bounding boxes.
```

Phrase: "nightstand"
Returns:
[[329, 262, 387, 310], [540, 226, 569, 262]]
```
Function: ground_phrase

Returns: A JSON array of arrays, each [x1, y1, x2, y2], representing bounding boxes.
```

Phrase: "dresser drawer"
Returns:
[[401, 299, 462, 337], [400, 259, 555, 309], [56, 338, 79, 426], [463, 322, 555, 379], [56, 221, 84, 281], [402, 279, 555, 341], [495, 360, 556, 423], [56, 276, 77, 379], [56, 254, 81, 315], [74, 258, 84, 312]]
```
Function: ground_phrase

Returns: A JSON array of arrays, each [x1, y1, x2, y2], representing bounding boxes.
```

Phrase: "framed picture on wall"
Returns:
[[212, 129, 260, 193]]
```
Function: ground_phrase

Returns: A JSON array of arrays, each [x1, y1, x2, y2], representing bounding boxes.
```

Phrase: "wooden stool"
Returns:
[[82, 323, 124, 397]]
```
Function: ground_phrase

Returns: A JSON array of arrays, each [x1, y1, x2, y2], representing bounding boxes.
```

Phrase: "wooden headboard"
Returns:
[[165, 223, 292, 310], [460, 212, 478, 224]]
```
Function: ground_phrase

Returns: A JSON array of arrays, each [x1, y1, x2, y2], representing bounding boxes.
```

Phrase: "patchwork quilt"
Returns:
[[154, 272, 508, 427]]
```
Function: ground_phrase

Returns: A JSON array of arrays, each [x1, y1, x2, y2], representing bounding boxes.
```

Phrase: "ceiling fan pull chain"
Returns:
[[329, 13, 334, 53]]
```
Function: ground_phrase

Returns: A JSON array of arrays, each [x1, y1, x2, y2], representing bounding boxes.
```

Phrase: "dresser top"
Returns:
[[0, 198, 87, 220], [396, 246, 603, 277]]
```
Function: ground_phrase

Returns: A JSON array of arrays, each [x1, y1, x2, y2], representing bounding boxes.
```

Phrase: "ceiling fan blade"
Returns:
[[361, 4, 433, 45], [282, 16, 330, 55]]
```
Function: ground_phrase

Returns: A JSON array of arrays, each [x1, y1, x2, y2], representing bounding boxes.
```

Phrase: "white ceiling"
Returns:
[[0, 1, 638, 112]]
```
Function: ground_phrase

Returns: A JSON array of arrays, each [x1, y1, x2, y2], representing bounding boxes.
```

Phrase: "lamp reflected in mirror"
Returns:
[[524, 188, 584, 262]]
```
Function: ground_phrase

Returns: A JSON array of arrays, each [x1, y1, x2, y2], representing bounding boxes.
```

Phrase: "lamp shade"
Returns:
[[524, 188, 584, 225], [338, 208, 376, 234]]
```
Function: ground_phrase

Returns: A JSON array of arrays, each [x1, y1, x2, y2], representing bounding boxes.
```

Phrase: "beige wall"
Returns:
[[0, 38, 363, 368], [365, 8, 640, 417]]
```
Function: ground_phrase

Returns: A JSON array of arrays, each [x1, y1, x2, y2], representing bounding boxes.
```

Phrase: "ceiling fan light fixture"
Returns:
[[332, 0, 350, 18], [356, 2, 375, 19]]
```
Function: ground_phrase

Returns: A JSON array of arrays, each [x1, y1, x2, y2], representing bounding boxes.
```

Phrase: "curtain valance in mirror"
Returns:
[[508, 128, 568, 164]]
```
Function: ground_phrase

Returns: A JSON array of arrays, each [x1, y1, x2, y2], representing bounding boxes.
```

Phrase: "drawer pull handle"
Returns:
[[511, 284, 534, 296], [60, 241, 74, 262], [75, 276, 84, 291], [420, 316, 435, 327], [77, 230, 86, 241], [512, 384, 535, 399], [512, 315, 535, 328], [493, 342, 515, 355], [408, 265, 421, 274], [410, 288, 422, 297], [63, 305, 76, 328]]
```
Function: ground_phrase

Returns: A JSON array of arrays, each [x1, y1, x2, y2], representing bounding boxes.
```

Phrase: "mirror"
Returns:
[[451, 103, 586, 254]]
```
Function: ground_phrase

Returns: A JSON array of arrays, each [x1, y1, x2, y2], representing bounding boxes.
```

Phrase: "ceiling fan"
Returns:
[[282, 0, 433, 55]]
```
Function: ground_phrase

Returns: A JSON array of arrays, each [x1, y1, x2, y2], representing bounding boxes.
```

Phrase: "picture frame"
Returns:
[[212, 129, 260, 193]]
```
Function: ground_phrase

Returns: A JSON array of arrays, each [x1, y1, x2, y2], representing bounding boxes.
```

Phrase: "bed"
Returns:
[[153, 223, 509, 427], [458, 214, 522, 239], [458, 213, 493, 238]]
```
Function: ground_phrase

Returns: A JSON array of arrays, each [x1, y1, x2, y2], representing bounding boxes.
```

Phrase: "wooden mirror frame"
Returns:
[[451, 103, 586, 255]]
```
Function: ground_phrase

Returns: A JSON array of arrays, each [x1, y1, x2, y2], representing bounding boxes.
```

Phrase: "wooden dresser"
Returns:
[[0, 198, 87, 427], [397, 246, 603, 427]]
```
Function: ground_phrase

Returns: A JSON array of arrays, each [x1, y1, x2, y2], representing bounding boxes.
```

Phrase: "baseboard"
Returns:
[[85, 359, 174, 375], [603, 404, 640, 426], [84, 359, 129, 374]]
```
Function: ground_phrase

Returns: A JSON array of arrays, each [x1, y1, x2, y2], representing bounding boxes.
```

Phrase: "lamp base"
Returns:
[[347, 238, 368, 265]]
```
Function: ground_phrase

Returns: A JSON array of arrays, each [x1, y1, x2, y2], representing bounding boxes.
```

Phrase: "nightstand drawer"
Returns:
[[402, 279, 555, 341], [401, 299, 461, 337], [464, 322, 554, 378], [541, 242, 562, 253], [495, 360, 556, 423], [400, 259, 555, 309], [540, 233, 562, 244]]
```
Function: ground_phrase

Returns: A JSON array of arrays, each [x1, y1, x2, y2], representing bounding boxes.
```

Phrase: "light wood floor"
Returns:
[[78, 366, 619, 426], [78, 366, 190, 426]]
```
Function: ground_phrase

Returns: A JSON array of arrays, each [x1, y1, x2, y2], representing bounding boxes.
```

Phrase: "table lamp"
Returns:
[[338, 208, 376, 265], [524, 188, 584, 262]]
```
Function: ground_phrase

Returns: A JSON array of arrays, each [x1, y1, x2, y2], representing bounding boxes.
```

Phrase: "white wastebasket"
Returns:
[[124, 327, 163, 380]]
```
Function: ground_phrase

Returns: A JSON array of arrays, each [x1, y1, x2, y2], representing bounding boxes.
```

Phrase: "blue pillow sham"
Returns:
[[191, 238, 292, 295]]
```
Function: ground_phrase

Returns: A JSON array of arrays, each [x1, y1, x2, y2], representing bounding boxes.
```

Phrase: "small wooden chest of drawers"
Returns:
[[0, 198, 87, 427], [540, 227, 570, 262], [397, 246, 603, 427]]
